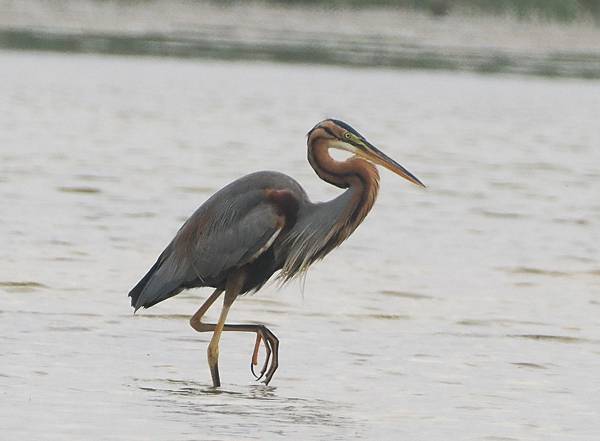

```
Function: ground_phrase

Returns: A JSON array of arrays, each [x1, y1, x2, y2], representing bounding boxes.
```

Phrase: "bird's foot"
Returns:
[[249, 326, 279, 385]]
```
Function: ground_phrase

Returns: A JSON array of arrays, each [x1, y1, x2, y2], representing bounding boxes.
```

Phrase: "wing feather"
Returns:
[[130, 188, 282, 310]]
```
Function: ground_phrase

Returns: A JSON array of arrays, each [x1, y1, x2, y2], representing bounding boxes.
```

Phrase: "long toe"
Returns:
[[250, 333, 263, 379], [262, 330, 279, 385], [254, 330, 272, 381]]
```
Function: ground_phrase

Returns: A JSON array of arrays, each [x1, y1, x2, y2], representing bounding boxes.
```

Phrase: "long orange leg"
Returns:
[[204, 272, 246, 387], [190, 286, 280, 385], [189, 288, 223, 327]]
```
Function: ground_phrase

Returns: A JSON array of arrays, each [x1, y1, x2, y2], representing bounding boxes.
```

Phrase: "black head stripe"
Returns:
[[307, 123, 337, 139], [331, 119, 363, 138]]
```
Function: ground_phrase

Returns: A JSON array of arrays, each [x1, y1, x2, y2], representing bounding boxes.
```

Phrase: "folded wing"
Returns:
[[129, 188, 283, 311]]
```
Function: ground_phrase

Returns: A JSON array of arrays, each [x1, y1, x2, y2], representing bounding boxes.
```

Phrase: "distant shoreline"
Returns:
[[1, 1, 599, 79], [2, 28, 599, 79], [257, 0, 600, 24]]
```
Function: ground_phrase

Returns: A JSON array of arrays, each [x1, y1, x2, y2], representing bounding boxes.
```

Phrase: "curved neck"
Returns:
[[308, 139, 375, 187], [307, 138, 380, 226]]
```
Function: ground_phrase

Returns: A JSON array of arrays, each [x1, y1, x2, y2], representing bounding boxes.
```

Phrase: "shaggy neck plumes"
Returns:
[[278, 137, 381, 281]]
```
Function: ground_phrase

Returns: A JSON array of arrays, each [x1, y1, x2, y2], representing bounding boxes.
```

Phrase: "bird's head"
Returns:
[[307, 119, 425, 188]]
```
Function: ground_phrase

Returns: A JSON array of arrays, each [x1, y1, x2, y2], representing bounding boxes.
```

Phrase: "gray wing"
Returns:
[[187, 191, 283, 281], [129, 176, 289, 311]]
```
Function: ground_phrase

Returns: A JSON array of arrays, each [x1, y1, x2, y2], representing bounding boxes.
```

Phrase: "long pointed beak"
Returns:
[[360, 141, 426, 188]]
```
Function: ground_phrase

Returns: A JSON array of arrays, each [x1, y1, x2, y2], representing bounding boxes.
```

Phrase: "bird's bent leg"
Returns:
[[206, 271, 245, 387], [191, 321, 276, 382], [189, 288, 223, 332], [188, 281, 279, 385]]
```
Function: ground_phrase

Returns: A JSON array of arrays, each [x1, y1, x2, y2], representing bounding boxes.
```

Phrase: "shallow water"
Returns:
[[1, 50, 600, 440]]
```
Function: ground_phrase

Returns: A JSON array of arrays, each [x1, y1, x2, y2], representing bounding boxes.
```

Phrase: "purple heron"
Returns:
[[129, 119, 424, 387]]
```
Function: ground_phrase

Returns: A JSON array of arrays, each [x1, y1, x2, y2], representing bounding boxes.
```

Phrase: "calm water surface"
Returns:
[[1, 51, 600, 440]]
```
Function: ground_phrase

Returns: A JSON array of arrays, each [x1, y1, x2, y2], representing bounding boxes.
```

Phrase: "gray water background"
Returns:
[[1, 50, 600, 440]]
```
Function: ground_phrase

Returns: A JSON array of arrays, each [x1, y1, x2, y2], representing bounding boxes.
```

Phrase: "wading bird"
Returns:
[[129, 119, 424, 387]]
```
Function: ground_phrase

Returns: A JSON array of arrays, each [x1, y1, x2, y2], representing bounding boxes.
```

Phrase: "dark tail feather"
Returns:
[[128, 247, 190, 311], [128, 257, 163, 312]]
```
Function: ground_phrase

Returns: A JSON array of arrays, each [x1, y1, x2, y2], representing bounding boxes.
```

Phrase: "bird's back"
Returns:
[[129, 171, 308, 310]]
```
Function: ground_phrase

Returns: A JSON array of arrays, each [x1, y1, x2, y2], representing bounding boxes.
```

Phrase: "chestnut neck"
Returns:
[[308, 139, 376, 187], [307, 138, 380, 225]]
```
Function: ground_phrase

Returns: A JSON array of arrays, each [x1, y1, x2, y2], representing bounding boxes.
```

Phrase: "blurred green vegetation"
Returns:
[[260, 0, 600, 22]]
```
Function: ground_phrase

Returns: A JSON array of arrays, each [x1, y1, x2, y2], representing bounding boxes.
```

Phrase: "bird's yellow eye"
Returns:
[[344, 132, 352, 140]]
